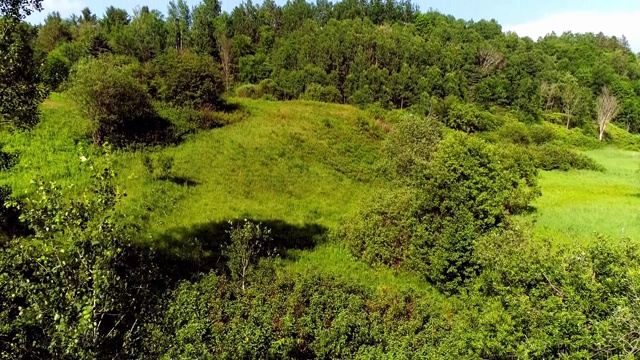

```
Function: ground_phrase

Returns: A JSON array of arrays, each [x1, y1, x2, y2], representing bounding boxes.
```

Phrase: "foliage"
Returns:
[[445, 101, 500, 133], [301, 83, 342, 103], [153, 50, 225, 109], [0, 156, 168, 359], [41, 48, 71, 90], [0, 18, 46, 129], [344, 132, 540, 291], [224, 220, 273, 292], [381, 112, 442, 180], [531, 143, 605, 171], [69, 55, 163, 146]]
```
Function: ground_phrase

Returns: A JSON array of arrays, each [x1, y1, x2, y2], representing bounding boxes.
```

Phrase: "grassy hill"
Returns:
[[1, 93, 442, 292], [2, 93, 639, 293]]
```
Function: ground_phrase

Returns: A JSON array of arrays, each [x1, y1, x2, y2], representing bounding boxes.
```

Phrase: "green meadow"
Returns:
[[530, 147, 640, 243], [2, 93, 639, 295]]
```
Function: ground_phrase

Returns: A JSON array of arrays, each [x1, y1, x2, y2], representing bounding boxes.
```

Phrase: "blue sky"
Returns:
[[29, 0, 640, 51]]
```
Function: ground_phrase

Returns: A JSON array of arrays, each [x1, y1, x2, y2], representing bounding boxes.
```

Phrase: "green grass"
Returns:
[[529, 147, 640, 243], [117, 98, 387, 236], [2, 94, 435, 292], [7, 93, 639, 294]]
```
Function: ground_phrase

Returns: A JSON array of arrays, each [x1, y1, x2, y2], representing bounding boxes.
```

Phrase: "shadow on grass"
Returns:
[[160, 175, 200, 187], [106, 101, 248, 149], [152, 219, 328, 279]]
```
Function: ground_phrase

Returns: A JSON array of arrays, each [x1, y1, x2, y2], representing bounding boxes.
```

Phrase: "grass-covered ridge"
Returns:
[[1, 94, 388, 241]]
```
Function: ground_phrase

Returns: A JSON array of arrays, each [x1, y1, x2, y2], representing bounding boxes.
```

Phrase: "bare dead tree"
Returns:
[[540, 81, 558, 111], [218, 35, 233, 92], [561, 84, 581, 129], [596, 86, 620, 141], [478, 48, 504, 76]]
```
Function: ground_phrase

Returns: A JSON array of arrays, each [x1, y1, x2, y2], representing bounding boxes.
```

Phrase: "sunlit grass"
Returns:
[[529, 147, 640, 243], [11, 94, 640, 293]]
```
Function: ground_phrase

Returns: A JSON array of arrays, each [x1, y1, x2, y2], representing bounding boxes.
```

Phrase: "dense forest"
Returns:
[[2, 0, 640, 358]]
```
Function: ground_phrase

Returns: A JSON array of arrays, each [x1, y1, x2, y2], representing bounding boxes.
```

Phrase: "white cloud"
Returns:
[[504, 11, 640, 52], [40, 0, 84, 17]]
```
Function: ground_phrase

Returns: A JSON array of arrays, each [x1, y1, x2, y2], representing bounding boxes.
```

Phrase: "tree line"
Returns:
[[22, 0, 640, 138]]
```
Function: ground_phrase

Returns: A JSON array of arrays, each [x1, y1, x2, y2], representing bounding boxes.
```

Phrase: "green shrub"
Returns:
[[542, 111, 568, 126], [301, 83, 342, 103], [529, 123, 557, 145], [258, 78, 278, 98], [343, 133, 539, 291], [55, 41, 90, 63], [224, 220, 273, 292], [445, 101, 500, 133], [470, 227, 640, 357], [69, 55, 164, 146], [143, 153, 174, 179], [235, 80, 279, 100], [235, 83, 262, 99], [382, 113, 442, 180], [339, 187, 423, 267], [41, 49, 71, 90], [495, 144, 541, 213], [0, 160, 168, 358], [153, 50, 225, 109], [498, 121, 532, 145], [531, 144, 604, 171]]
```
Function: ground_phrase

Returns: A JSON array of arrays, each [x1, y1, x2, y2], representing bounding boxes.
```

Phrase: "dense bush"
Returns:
[[153, 50, 225, 109], [338, 187, 423, 268], [444, 101, 501, 133], [343, 132, 540, 291], [235, 83, 263, 99], [531, 143, 604, 171], [0, 160, 170, 359], [0, 19, 46, 129], [381, 112, 442, 180], [497, 121, 532, 145], [69, 55, 165, 146], [146, 227, 640, 359], [235, 79, 279, 100], [41, 48, 71, 90], [301, 83, 342, 103]]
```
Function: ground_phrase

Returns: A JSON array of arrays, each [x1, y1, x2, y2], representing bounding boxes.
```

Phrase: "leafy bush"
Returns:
[[235, 83, 262, 99], [468, 227, 640, 357], [498, 121, 532, 145], [339, 187, 423, 267], [529, 123, 557, 145], [301, 83, 342, 103], [0, 19, 47, 129], [41, 49, 71, 90], [445, 101, 500, 133], [146, 227, 640, 359], [69, 55, 166, 146], [0, 159, 169, 359], [382, 113, 442, 180], [235, 79, 279, 100], [531, 143, 604, 171], [343, 132, 539, 291], [153, 50, 225, 109], [224, 220, 273, 292]]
